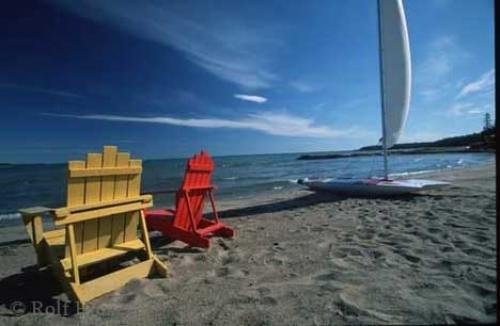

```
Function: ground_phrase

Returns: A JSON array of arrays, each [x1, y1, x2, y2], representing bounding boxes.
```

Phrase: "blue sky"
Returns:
[[0, 0, 495, 163]]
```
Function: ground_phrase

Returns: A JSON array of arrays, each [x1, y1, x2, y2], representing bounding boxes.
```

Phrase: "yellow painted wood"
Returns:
[[20, 146, 169, 305], [54, 202, 152, 226], [54, 195, 152, 217], [127, 160, 142, 197], [44, 228, 66, 239], [67, 224, 80, 285], [153, 256, 169, 277], [22, 214, 34, 242], [111, 213, 125, 245], [19, 206, 52, 216], [113, 153, 130, 199], [44, 229, 66, 247], [20, 212, 47, 266], [123, 160, 142, 242], [99, 146, 117, 248], [67, 161, 86, 207], [101, 146, 118, 201], [139, 210, 153, 260], [82, 153, 102, 253], [70, 259, 155, 304], [111, 153, 130, 245], [124, 211, 140, 242], [69, 166, 142, 178], [60, 239, 145, 271], [67, 161, 85, 255]]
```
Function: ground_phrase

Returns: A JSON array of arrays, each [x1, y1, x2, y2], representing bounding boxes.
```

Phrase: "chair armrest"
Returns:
[[183, 185, 215, 192], [143, 189, 177, 195], [19, 206, 54, 266], [19, 206, 53, 241]]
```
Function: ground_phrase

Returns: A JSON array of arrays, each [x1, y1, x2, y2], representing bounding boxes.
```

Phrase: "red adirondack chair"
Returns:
[[145, 151, 234, 248]]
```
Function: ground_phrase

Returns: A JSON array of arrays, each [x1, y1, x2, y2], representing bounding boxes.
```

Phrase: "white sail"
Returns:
[[379, 0, 411, 148], [300, 0, 449, 195]]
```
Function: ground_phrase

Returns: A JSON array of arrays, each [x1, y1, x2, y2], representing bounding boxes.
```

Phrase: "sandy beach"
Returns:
[[0, 163, 496, 325]]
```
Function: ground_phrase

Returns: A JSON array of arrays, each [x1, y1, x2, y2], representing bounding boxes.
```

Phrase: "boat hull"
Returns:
[[301, 178, 449, 196]]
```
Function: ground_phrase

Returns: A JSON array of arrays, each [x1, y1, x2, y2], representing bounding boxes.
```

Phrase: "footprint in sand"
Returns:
[[271, 242, 285, 251], [110, 279, 165, 305], [467, 282, 496, 298], [357, 228, 375, 241], [255, 287, 278, 306], [314, 271, 343, 281], [471, 232, 489, 244], [212, 266, 248, 278], [217, 239, 230, 250], [427, 227, 441, 234], [334, 246, 364, 258], [393, 247, 421, 264], [434, 259, 454, 271], [403, 254, 422, 264], [424, 211, 438, 220], [257, 286, 271, 296], [461, 247, 494, 259], [440, 245, 455, 253], [331, 250, 348, 259], [238, 310, 271, 325], [368, 249, 384, 260]]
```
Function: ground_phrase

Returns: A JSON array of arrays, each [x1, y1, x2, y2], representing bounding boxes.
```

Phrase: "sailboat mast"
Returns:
[[377, 0, 389, 180]]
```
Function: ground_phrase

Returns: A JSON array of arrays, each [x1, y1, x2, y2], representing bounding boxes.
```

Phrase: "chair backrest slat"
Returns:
[[110, 152, 130, 246], [98, 146, 117, 248], [81, 153, 103, 253], [124, 159, 142, 242], [173, 151, 214, 230]]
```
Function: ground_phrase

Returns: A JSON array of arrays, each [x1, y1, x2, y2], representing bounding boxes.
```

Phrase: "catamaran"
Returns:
[[301, 0, 449, 196]]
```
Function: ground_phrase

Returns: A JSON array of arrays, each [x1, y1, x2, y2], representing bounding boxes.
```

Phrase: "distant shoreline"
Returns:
[[297, 146, 494, 160], [298, 126, 496, 160]]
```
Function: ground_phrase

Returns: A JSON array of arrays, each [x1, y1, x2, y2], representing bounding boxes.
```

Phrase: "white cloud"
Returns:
[[51, 1, 283, 89], [456, 69, 495, 99], [234, 94, 267, 104], [418, 37, 454, 78], [43, 112, 362, 138], [446, 102, 484, 116], [415, 36, 467, 101], [0, 83, 83, 99]]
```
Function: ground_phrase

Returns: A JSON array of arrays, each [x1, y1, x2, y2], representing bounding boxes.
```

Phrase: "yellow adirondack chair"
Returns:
[[19, 146, 168, 304]]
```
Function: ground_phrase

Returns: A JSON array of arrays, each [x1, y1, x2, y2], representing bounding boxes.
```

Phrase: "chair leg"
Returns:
[[183, 191, 198, 232], [139, 210, 153, 260], [208, 191, 221, 223], [67, 225, 80, 285]]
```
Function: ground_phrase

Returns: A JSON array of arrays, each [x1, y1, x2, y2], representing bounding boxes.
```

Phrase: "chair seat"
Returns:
[[43, 228, 67, 259], [60, 239, 145, 271], [44, 228, 66, 246], [145, 209, 175, 218]]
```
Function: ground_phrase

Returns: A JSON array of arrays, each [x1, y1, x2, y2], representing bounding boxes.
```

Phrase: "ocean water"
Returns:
[[0, 152, 494, 227]]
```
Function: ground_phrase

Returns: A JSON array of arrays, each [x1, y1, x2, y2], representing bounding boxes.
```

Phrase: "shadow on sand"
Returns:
[[216, 192, 345, 219], [215, 191, 423, 219], [0, 266, 80, 317]]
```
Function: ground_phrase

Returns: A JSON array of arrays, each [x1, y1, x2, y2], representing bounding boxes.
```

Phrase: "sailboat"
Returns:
[[300, 0, 449, 196]]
